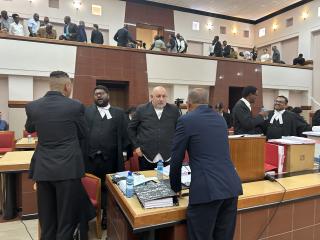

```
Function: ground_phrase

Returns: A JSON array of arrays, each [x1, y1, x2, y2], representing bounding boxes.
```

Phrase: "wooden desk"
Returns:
[[106, 171, 320, 240], [0, 151, 36, 219], [15, 138, 37, 150]]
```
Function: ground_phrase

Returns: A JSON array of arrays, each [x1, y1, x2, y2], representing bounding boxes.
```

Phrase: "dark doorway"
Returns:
[[96, 80, 129, 109], [229, 87, 244, 112]]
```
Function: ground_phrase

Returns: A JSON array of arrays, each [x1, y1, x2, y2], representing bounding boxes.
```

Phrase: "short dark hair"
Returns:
[[242, 86, 257, 98], [12, 14, 19, 19], [215, 102, 224, 110], [93, 24, 98, 29], [94, 85, 109, 94], [298, 53, 303, 57], [50, 71, 69, 78], [277, 95, 288, 104]]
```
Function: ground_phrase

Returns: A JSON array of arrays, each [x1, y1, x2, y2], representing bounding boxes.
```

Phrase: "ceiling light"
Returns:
[[232, 28, 237, 35], [272, 23, 278, 31], [302, 11, 309, 20]]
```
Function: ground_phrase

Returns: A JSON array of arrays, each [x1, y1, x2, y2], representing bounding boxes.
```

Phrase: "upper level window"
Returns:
[[243, 30, 249, 38], [286, 17, 293, 27], [220, 26, 226, 34], [258, 28, 266, 37], [92, 4, 102, 16], [49, 0, 59, 9], [192, 21, 200, 31]]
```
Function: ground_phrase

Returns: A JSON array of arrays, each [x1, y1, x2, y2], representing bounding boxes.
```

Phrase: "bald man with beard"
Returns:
[[128, 86, 180, 170]]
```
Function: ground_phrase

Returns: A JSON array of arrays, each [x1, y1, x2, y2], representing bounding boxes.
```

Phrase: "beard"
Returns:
[[95, 99, 108, 107]]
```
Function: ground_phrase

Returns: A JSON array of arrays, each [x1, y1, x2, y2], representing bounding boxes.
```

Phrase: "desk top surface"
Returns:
[[0, 151, 34, 172], [106, 171, 320, 230], [15, 138, 37, 149]]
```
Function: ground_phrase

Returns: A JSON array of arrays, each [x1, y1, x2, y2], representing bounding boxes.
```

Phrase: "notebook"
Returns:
[[135, 181, 177, 209]]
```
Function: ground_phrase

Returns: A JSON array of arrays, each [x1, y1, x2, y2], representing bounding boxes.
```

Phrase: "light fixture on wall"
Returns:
[[28, 0, 32, 3], [272, 23, 278, 31], [73, 0, 82, 10], [207, 22, 213, 31], [232, 28, 237, 35], [302, 11, 309, 20]]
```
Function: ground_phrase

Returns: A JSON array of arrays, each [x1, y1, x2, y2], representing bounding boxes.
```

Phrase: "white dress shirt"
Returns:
[[260, 53, 270, 62], [154, 108, 164, 120], [270, 110, 285, 124], [97, 104, 112, 119], [9, 22, 24, 36], [240, 98, 252, 111]]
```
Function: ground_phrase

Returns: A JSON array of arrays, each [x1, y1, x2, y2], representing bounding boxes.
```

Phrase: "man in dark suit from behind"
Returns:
[[25, 71, 87, 239], [113, 24, 136, 47], [170, 88, 243, 240], [232, 86, 268, 134], [128, 86, 180, 170]]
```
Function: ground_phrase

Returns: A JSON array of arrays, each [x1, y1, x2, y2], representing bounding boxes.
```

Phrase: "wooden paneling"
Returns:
[[73, 47, 149, 106], [213, 61, 263, 115], [8, 101, 30, 108]]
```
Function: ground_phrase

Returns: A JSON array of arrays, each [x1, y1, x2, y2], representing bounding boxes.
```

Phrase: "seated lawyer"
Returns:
[[170, 88, 242, 240], [232, 86, 268, 134], [262, 96, 311, 139]]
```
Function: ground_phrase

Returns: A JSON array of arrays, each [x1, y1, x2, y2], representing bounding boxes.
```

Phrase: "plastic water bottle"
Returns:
[[27, 134, 32, 143], [126, 171, 134, 198], [157, 160, 164, 181]]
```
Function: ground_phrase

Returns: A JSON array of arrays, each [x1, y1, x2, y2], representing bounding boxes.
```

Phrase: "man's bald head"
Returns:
[[187, 88, 209, 111], [151, 86, 167, 109]]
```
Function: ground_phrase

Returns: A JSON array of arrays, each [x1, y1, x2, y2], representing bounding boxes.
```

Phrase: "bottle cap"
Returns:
[[128, 171, 132, 176]]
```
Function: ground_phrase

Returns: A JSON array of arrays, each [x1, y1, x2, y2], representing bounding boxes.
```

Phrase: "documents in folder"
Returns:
[[135, 181, 177, 209]]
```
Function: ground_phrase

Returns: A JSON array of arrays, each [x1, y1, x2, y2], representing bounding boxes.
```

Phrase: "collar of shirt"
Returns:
[[154, 107, 164, 120], [270, 110, 286, 124], [97, 104, 112, 119], [240, 98, 252, 111]]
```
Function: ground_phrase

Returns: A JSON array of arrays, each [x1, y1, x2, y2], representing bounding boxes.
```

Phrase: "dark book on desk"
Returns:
[[135, 181, 177, 209]]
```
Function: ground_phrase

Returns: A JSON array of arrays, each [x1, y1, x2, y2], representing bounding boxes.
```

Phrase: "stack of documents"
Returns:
[[161, 165, 191, 187]]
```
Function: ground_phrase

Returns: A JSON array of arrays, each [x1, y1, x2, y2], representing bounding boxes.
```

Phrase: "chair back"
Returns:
[[0, 131, 15, 148], [23, 130, 37, 138], [81, 173, 101, 203]]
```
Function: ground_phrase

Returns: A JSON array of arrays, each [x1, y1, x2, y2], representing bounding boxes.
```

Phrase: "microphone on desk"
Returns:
[[264, 173, 276, 182]]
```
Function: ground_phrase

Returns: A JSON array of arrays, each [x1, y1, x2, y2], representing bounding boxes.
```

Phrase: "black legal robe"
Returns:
[[263, 110, 309, 140]]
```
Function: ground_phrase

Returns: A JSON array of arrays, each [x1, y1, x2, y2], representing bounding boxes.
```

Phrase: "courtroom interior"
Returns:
[[1, 0, 320, 240]]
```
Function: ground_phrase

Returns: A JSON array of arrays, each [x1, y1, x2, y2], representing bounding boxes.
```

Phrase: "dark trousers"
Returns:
[[187, 197, 238, 240], [37, 179, 83, 240], [139, 157, 170, 171]]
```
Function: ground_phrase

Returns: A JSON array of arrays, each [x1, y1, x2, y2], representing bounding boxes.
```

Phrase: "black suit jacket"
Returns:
[[113, 27, 135, 47], [128, 102, 180, 161], [313, 110, 320, 126], [25, 91, 86, 181], [213, 41, 223, 57], [64, 23, 78, 41], [232, 100, 264, 134], [222, 45, 231, 57], [170, 105, 243, 205]]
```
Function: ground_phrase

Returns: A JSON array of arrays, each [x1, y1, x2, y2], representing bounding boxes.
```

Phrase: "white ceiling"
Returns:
[[147, 0, 302, 20]]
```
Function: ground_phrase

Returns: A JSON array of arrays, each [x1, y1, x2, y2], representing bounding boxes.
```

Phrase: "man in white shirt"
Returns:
[[260, 48, 271, 62], [176, 33, 188, 53], [9, 14, 24, 36], [239, 50, 252, 60], [0, 11, 13, 32], [27, 13, 40, 37]]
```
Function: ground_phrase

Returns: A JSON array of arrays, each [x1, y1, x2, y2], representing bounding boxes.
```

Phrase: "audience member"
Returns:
[[239, 50, 252, 60], [232, 86, 268, 134], [260, 48, 271, 62], [90, 24, 104, 44], [77, 21, 87, 42], [0, 111, 9, 130], [209, 36, 222, 57], [229, 48, 238, 59], [313, 109, 320, 126], [293, 53, 305, 65], [150, 35, 166, 51], [40, 16, 50, 27], [262, 96, 310, 139], [251, 46, 258, 61], [9, 14, 24, 36], [0, 10, 13, 32], [37, 23, 56, 39], [176, 33, 188, 53], [113, 24, 136, 47], [128, 86, 180, 170], [84, 85, 129, 229], [170, 88, 242, 240], [25, 71, 88, 239], [215, 102, 232, 128], [27, 13, 40, 37], [272, 46, 285, 64], [222, 40, 231, 57], [60, 16, 78, 41], [167, 33, 177, 53]]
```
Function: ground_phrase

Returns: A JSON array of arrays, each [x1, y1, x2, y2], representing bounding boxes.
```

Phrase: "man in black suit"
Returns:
[[214, 102, 232, 128], [263, 96, 311, 139], [25, 71, 87, 239], [170, 88, 243, 240], [90, 24, 104, 44], [209, 36, 222, 57], [128, 86, 180, 170], [222, 40, 231, 57], [232, 86, 268, 134], [84, 85, 129, 228], [60, 16, 78, 41], [113, 24, 136, 47], [313, 109, 320, 126]]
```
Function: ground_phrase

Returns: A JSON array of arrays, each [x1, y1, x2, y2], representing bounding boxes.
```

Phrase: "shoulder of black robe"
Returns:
[[313, 110, 320, 126]]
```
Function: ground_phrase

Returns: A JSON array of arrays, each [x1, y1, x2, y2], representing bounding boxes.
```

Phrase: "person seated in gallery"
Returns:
[[293, 53, 306, 65], [37, 23, 57, 39]]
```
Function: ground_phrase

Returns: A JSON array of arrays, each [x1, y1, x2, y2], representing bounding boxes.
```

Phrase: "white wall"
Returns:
[[0, 39, 77, 77], [1, 0, 125, 45], [146, 54, 217, 85], [33, 77, 50, 100], [174, 11, 255, 49]]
